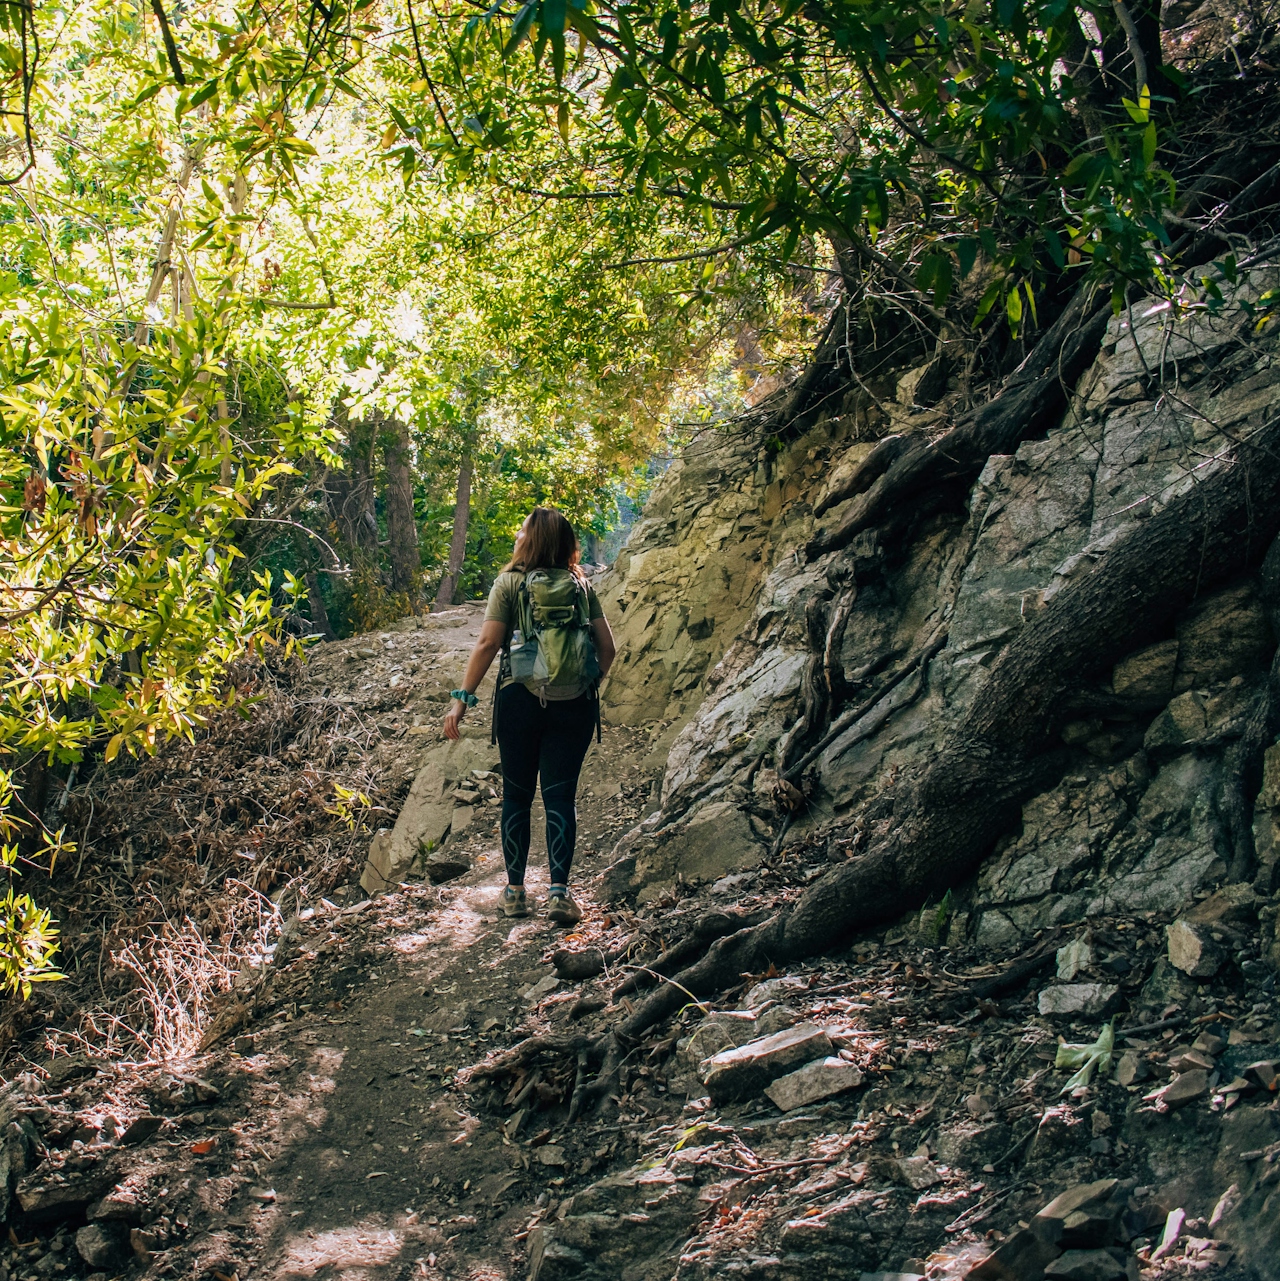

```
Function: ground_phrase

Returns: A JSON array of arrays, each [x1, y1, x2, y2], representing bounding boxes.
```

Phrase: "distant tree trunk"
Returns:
[[434, 450, 473, 608], [324, 409, 379, 559], [304, 572, 335, 640], [383, 416, 421, 606]]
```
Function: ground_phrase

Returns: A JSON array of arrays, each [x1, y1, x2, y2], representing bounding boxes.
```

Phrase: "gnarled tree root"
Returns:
[[808, 287, 1112, 558]]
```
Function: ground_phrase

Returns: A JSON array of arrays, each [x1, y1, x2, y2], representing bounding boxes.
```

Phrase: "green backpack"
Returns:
[[506, 568, 601, 697]]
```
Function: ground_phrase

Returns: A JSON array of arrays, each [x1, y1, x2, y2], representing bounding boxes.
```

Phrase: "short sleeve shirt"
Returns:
[[484, 570, 604, 632]]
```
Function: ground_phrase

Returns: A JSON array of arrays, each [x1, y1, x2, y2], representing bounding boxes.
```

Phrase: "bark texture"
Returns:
[[324, 416, 379, 560], [304, 571, 335, 640], [434, 451, 473, 609]]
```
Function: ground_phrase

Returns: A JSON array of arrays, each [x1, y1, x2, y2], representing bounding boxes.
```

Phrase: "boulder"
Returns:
[[1143, 685, 1249, 752], [1149, 1069, 1209, 1108], [1032, 1180, 1119, 1247], [699, 1023, 833, 1103], [360, 732, 499, 892], [1038, 984, 1120, 1017], [118, 1115, 164, 1145], [75, 1224, 128, 1269], [764, 1057, 863, 1112], [1112, 640, 1178, 707], [744, 975, 811, 1009], [17, 1164, 117, 1220], [644, 801, 766, 898], [677, 1011, 760, 1069], [422, 849, 471, 884], [1185, 884, 1259, 927], [552, 948, 605, 981], [1043, 1250, 1128, 1281], [1114, 1051, 1148, 1086], [1166, 919, 1225, 977]]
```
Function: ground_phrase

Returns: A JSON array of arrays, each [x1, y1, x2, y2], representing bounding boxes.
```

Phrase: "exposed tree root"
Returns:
[[610, 910, 756, 1001], [808, 287, 1112, 558], [1219, 537, 1280, 884]]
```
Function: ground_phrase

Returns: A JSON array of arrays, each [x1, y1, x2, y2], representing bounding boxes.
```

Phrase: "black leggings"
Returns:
[[495, 683, 596, 887]]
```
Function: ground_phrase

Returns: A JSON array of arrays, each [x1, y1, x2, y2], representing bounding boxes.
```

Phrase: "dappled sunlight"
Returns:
[[276, 1221, 404, 1278], [389, 932, 437, 955], [434, 895, 490, 951]]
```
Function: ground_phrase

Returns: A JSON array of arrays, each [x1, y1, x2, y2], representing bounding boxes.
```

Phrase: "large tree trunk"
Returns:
[[304, 572, 335, 640], [434, 451, 473, 609], [383, 416, 421, 605], [618, 419, 1280, 1040]]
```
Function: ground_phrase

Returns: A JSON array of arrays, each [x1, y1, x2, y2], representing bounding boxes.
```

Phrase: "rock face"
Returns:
[[360, 729, 500, 892], [597, 273, 1280, 941]]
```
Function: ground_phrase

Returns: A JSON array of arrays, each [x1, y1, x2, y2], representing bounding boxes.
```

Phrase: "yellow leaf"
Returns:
[[381, 123, 399, 149], [104, 733, 123, 763]]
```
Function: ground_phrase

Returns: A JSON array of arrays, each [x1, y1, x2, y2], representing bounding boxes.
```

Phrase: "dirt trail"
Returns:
[[14, 609, 1280, 1281], [185, 613, 659, 1281]]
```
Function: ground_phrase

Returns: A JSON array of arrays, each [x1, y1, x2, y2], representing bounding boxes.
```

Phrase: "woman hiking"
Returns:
[[443, 507, 616, 925]]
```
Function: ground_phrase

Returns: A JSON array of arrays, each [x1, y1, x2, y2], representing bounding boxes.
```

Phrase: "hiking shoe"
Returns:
[[500, 885, 530, 918], [546, 890, 583, 926]]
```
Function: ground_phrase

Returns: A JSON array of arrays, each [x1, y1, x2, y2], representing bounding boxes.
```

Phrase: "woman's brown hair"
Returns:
[[504, 507, 585, 580]]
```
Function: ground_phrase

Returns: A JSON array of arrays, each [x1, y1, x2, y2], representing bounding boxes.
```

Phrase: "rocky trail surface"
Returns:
[[0, 607, 1278, 1281]]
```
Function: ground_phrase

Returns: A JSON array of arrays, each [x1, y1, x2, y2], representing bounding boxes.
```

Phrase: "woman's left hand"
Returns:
[[443, 699, 467, 740]]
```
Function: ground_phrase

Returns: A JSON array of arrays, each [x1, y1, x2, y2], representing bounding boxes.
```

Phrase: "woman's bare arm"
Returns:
[[592, 615, 617, 677], [443, 620, 506, 740]]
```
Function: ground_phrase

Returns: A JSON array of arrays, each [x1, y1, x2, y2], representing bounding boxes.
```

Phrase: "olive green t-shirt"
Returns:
[[484, 570, 604, 697]]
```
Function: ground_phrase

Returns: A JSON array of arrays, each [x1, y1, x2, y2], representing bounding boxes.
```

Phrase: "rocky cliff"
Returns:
[[595, 272, 1280, 961]]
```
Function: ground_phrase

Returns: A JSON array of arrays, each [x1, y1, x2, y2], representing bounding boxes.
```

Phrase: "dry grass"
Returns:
[[6, 655, 400, 1073]]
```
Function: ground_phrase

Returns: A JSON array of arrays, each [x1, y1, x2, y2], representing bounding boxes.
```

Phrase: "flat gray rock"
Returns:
[[699, 1023, 833, 1103], [764, 1056, 863, 1112], [1037, 983, 1119, 1017], [1044, 1249, 1128, 1281]]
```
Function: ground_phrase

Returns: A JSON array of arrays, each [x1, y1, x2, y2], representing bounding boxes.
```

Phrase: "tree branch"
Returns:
[[149, 0, 187, 86]]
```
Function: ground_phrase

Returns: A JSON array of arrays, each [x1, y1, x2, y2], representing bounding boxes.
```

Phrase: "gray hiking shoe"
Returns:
[[500, 885, 530, 918], [546, 890, 583, 926]]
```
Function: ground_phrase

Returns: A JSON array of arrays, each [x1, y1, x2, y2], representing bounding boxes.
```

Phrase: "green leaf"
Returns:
[[1005, 283, 1023, 327], [1042, 226, 1065, 269]]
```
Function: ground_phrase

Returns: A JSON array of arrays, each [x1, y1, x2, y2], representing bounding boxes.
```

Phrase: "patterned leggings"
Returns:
[[495, 683, 596, 887]]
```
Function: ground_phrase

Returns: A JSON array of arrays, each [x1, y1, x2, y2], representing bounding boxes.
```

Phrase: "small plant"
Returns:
[[326, 783, 373, 833], [922, 889, 953, 945], [0, 889, 65, 999]]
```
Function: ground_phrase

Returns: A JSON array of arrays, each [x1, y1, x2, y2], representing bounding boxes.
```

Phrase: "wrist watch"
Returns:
[[450, 689, 479, 707]]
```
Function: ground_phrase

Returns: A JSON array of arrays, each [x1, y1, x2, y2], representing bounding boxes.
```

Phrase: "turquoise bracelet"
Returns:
[[450, 689, 479, 707]]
